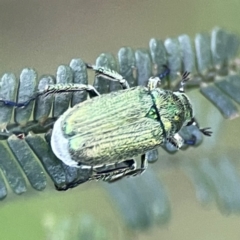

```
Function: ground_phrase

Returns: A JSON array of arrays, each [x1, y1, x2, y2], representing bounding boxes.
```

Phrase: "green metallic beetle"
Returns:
[[0, 64, 212, 189]]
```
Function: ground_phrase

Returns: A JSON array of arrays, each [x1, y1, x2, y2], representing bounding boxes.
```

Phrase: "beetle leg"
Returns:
[[102, 172, 129, 183], [1, 83, 101, 108], [86, 159, 136, 183], [86, 64, 130, 89], [169, 119, 212, 148], [105, 155, 148, 183], [167, 133, 184, 149], [55, 160, 131, 190], [93, 159, 135, 174], [43, 83, 101, 98], [186, 117, 212, 138]]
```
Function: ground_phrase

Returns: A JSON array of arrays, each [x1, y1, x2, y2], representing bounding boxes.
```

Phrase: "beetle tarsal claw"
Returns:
[[200, 127, 212, 136]]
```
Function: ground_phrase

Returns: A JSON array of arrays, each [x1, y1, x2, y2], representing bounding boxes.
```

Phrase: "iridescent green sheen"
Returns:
[[60, 86, 193, 165]]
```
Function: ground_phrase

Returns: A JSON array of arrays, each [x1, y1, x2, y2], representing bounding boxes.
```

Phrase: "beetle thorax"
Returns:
[[150, 89, 193, 135]]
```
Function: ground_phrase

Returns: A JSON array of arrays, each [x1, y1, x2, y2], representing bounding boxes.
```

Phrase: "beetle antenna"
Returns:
[[158, 65, 170, 79]]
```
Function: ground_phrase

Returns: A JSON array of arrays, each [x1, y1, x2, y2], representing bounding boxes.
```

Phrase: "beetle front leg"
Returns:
[[184, 117, 212, 146], [168, 122, 212, 148], [186, 117, 212, 137], [167, 133, 184, 149]]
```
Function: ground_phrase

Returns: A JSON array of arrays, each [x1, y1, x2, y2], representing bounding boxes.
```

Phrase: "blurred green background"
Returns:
[[1, 0, 240, 239]]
